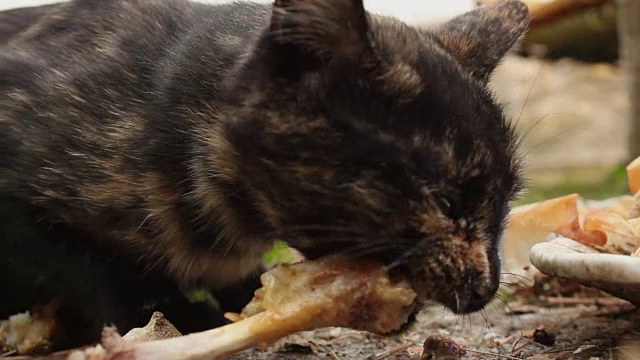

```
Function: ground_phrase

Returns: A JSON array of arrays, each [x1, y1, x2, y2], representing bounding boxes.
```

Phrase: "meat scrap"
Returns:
[[508, 155, 640, 256], [68, 257, 417, 360], [0, 300, 58, 355]]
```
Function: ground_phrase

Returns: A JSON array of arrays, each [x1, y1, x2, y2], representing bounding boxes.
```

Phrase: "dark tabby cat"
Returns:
[[0, 0, 529, 351], [0, 4, 56, 45]]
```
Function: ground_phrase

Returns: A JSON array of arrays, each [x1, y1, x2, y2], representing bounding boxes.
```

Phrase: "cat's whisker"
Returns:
[[135, 213, 152, 232], [222, 235, 240, 259], [522, 126, 575, 158], [494, 293, 526, 329], [283, 234, 366, 247], [141, 253, 166, 277], [479, 309, 491, 334], [384, 247, 420, 271], [516, 111, 554, 148], [264, 224, 365, 238], [500, 272, 534, 283], [499, 281, 528, 290], [513, 62, 545, 130], [337, 241, 407, 258]]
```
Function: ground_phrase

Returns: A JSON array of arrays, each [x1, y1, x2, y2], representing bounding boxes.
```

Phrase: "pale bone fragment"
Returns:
[[121, 312, 182, 342], [66, 312, 181, 360]]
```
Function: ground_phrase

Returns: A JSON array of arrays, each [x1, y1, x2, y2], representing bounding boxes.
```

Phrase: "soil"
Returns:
[[230, 300, 640, 359]]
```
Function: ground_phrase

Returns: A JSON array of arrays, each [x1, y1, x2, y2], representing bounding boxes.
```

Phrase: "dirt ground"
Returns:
[[233, 295, 640, 359], [233, 305, 640, 359]]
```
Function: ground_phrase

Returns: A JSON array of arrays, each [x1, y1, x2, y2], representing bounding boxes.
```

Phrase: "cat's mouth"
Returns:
[[390, 264, 499, 315], [276, 228, 500, 314], [449, 281, 499, 314]]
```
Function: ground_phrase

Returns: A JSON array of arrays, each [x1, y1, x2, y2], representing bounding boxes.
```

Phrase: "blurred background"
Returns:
[[2, 0, 636, 204], [0, 0, 477, 22]]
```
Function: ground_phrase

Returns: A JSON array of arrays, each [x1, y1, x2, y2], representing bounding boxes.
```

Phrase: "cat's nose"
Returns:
[[463, 276, 498, 313]]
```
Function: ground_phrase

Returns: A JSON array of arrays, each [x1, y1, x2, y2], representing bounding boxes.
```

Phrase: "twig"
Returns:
[[510, 334, 524, 353], [368, 343, 412, 360], [330, 350, 340, 360], [464, 349, 523, 359], [541, 296, 633, 306]]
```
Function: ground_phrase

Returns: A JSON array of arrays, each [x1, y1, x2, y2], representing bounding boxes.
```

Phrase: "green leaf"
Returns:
[[263, 240, 295, 266]]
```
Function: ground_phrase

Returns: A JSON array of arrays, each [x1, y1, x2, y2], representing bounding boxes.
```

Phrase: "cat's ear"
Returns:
[[432, 0, 530, 82], [268, 0, 374, 64]]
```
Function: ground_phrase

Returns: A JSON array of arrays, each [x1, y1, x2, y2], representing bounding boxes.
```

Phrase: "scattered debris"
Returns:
[[531, 328, 556, 347], [367, 342, 412, 360], [274, 342, 318, 355], [65, 344, 106, 360], [0, 300, 59, 355], [420, 335, 466, 360]]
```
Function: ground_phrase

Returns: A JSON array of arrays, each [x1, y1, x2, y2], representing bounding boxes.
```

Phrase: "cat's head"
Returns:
[[217, 0, 529, 314]]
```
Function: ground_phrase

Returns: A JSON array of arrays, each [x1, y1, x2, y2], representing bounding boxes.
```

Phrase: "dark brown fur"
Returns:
[[0, 0, 529, 348], [0, 4, 56, 45]]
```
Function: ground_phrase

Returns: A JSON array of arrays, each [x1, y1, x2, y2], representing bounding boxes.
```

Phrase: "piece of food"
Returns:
[[555, 213, 606, 248], [88, 257, 417, 360], [627, 155, 640, 195], [0, 301, 58, 355], [602, 195, 636, 219], [67, 344, 107, 360], [507, 153, 640, 257], [555, 206, 640, 254], [582, 209, 640, 254], [503, 193, 580, 272], [236, 257, 417, 333], [628, 189, 640, 220], [626, 156, 640, 219]]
